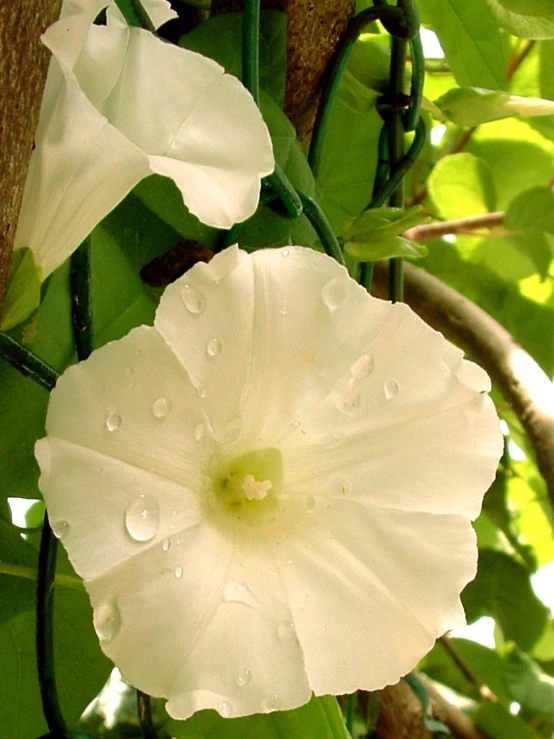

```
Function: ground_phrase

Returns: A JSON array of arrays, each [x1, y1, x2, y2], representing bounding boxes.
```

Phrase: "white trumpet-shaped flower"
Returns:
[[15, 0, 274, 279], [35, 246, 503, 721]]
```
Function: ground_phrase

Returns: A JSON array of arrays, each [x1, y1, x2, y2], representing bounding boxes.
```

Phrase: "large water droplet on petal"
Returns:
[[213, 417, 241, 445], [321, 277, 350, 309], [218, 700, 234, 718], [206, 337, 221, 357], [105, 412, 122, 432], [350, 353, 375, 379], [237, 668, 252, 687], [151, 396, 172, 419], [181, 284, 206, 315], [52, 520, 69, 540], [125, 494, 160, 542], [276, 621, 295, 641], [174, 566, 183, 579], [384, 380, 399, 400], [222, 580, 260, 608], [261, 694, 282, 712], [93, 598, 121, 642]]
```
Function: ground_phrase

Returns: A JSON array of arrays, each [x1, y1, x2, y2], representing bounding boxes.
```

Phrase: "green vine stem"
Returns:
[[70, 238, 95, 361], [137, 690, 160, 739], [297, 191, 345, 266], [114, 0, 156, 32], [0, 331, 58, 390], [243, 0, 260, 105]]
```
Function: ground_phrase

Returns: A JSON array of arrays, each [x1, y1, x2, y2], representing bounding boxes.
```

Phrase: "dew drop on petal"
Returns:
[[321, 277, 350, 309], [162, 538, 171, 552], [218, 700, 234, 718], [125, 367, 134, 377], [280, 304, 290, 316], [281, 248, 290, 257], [93, 598, 121, 642], [222, 580, 260, 608], [303, 495, 316, 512], [151, 396, 172, 419], [105, 412, 122, 432], [194, 422, 205, 443], [261, 694, 282, 712], [174, 566, 183, 579], [276, 621, 295, 641], [328, 472, 352, 497], [206, 337, 221, 357], [213, 417, 241, 445], [181, 284, 206, 315], [335, 390, 363, 416], [52, 520, 69, 540], [237, 668, 252, 687], [197, 386, 207, 400], [125, 494, 160, 542], [350, 353, 375, 379], [384, 380, 399, 400]]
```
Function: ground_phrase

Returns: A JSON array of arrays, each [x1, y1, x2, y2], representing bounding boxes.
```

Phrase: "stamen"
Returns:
[[241, 474, 272, 501]]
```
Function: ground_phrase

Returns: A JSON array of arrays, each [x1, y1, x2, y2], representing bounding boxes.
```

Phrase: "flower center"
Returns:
[[209, 447, 282, 525]]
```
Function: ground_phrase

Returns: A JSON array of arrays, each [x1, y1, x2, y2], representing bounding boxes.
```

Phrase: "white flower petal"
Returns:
[[277, 500, 475, 695], [16, 15, 273, 278]]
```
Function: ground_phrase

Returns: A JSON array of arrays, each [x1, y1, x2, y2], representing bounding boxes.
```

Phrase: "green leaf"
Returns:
[[434, 87, 554, 127], [179, 10, 287, 106], [166, 695, 350, 739], [486, 0, 554, 38], [344, 206, 428, 243], [474, 701, 532, 739], [504, 647, 554, 716], [1, 248, 41, 332], [428, 153, 497, 220], [346, 236, 428, 261], [505, 186, 554, 233], [418, 0, 507, 89], [462, 549, 549, 650], [347, 36, 393, 94]]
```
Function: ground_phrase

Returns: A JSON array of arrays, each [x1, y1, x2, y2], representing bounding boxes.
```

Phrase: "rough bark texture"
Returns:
[[373, 260, 554, 518], [0, 0, 61, 321], [377, 677, 486, 739], [211, 0, 354, 143]]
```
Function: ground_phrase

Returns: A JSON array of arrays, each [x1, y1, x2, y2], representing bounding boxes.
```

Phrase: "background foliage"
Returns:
[[2, 0, 554, 737]]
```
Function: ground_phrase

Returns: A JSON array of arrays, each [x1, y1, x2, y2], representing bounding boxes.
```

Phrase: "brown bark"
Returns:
[[373, 261, 554, 519], [0, 0, 61, 321], [377, 677, 486, 739], [210, 0, 354, 143]]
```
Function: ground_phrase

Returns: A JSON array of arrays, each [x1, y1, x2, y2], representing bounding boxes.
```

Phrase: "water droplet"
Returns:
[[328, 472, 352, 497], [281, 248, 290, 257], [334, 390, 363, 416], [125, 367, 134, 377], [105, 412, 122, 432], [135, 349, 142, 357], [206, 337, 221, 357], [125, 494, 160, 542], [321, 277, 350, 309], [193, 422, 205, 442], [280, 304, 290, 316], [261, 694, 282, 712], [128, 381, 135, 391], [162, 538, 171, 552], [350, 353, 375, 379], [384, 380, 399, 400], [303, 495, 316, 512], [151, 396, 172, 419], [237, 668, 252, 687], [277, 621, 295, 641], [213, 417, 241, 445], [197, 386, 207, 400], [174, 566, 183, 579], [222, 580, 260, 608], [52, 520, 69, 540], [93, 598, 121, 642], [181, 284, 206, 315], [218, 700, 234, 718]]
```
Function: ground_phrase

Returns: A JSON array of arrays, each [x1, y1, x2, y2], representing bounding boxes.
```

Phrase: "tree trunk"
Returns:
[[210, 0, 354, 143], [0, 0, 61, 320]]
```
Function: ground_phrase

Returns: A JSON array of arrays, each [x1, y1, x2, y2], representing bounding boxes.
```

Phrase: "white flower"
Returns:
[[35, 246, 503, 721], [15, 0, 274, 279]]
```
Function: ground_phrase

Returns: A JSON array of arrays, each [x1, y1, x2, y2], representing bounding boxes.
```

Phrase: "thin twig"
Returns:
[[440, 636, 497, 702], [404, 211, 505, 241]]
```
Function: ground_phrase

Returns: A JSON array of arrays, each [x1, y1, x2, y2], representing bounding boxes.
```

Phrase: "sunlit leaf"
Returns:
[[504, 647, 554, 715]]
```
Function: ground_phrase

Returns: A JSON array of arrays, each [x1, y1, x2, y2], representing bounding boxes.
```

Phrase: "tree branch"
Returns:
[[405, 212, 505, 241], [377, 676, 485, 739], [372, 261, 554, 520], [0, 0, 61, 320]]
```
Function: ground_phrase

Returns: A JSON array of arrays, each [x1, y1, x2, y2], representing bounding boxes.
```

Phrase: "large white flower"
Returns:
[[15, 0, 274, 279], [35, 246, 503, 720]]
